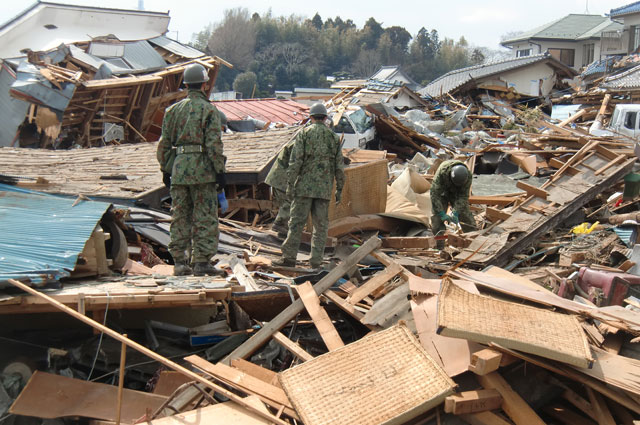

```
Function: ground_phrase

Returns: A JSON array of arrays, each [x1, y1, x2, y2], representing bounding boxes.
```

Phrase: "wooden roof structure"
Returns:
[[0, 126, 299, 203]]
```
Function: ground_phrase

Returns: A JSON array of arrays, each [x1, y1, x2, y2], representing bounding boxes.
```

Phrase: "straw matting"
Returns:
[[279, 324, 455, 425], [437, 278, 592, 368]]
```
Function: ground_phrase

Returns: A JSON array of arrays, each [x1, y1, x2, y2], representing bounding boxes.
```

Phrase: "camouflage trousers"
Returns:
[[431, 194, 477, 237], [272, 188, 291, 229], [281, 197, 329, 266], [169, 183, 219, 263]]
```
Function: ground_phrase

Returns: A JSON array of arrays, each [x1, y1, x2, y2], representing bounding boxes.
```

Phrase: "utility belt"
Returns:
[[176, 145, 203, 154]]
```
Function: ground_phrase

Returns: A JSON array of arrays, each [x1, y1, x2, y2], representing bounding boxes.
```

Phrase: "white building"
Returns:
[[501, 14, 622, 70]]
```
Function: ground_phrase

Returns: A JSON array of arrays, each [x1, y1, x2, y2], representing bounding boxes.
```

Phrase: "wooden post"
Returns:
[[297, 281, 344, 351], [5, 279, 288, 425], [115, 335, 127, 425]]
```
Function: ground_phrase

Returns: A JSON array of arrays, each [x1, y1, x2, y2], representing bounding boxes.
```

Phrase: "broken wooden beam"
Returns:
[[272, 331, 314, 362], [347, 262, 402, 305], [221, 236, 381, 363], [381, 236, 436, 249], [476, 371, 546, 425], [515, 181, 548, 200], [469, 348, 503, 376], [296, 281, 344, 351], [444, 389, 503, 415]]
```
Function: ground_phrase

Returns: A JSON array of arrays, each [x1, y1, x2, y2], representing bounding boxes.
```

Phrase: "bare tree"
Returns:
[[352, 49, 381, 78], [208, 8, 257, 70]]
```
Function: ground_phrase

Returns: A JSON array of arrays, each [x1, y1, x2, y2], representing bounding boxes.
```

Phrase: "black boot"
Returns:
[[174, 261, 193, 276], [193, 262, 224, 276]]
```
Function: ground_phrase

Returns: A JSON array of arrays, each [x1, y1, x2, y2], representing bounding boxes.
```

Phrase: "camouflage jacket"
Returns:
[[287, 122, 345, 200], [157, 90, 225, 185], [430, 159, 472, 214], [265, 139, 295, 191]]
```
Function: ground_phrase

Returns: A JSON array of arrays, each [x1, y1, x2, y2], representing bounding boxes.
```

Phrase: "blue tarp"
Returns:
[[0, 184, 111, 287]]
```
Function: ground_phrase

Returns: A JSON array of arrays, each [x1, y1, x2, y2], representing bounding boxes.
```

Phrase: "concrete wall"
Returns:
[[477, 62, 557, 97]]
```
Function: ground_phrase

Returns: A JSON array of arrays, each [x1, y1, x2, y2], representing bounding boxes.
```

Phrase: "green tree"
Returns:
[[208, 8, 257, 71], [233, 71, 258, 98], [311, 13, 323, 30], [362, 17, 384, 50]]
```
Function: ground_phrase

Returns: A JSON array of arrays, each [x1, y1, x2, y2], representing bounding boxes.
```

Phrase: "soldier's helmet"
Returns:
[[183, 63, 209, 84], [309, 103, 328, 118], [450, 164, 469, 187]]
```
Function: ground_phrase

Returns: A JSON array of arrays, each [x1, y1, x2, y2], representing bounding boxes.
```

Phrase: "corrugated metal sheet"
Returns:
[[213, 98, 309, 125], [611, 1, 640, 18], [10, 61, 76, 115], [0, 184, 110, 287], [149, 36, 204, 59], [70, 45, 129, 74], [419, 54, 573, 97], [601, 64, 640, 90], [0, 63, 30, 147], [122, 40, 167, 71]]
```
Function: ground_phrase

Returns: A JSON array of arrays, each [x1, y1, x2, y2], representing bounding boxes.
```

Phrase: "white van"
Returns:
[[590, 104, 640, 139], [332, 107, 376, 149]]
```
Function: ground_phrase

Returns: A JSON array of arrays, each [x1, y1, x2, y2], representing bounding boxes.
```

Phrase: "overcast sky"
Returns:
[[0, 0, 633, 50]]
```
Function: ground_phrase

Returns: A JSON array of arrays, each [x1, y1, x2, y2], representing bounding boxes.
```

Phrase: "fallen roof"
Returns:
[[0, 183, 110, 287], [0, 126, 299, 202], [370, 65, 418, 88], [212, 99, 309, 125], [419, 53, 577, 98], [0, 1, 170, 59], [611, 1, 640, 18], [501, 14, 611, 44], [601, 64, 640, 90]]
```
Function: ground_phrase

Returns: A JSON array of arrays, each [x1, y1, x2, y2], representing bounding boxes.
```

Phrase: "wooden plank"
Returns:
[[544, 403, 598, 425], [327, 214, 403, 238], [516, 180, 548, 200], [549, 157, 580, 175], [460, 411, 513, 425], [468, 195, 519, 206], [469, 348, 502, 375], [558, 109, 587, 128], [4, 279, 287, 425], [485, 207, 511, 222], [230, 258, 260, 292], [271, 331, 314, 362], [587, 386, 616, 425], [184, 355, 297, 418], [231, 359, 281, 388], [595, 154, 625, 176], [146, 395, 272, 425], [381, 237, 436, 249], [562, 387, 596, 418], [222, 237, 381, 363], [444, 389, 502, 415], [476, 372, 546, 425], [322, 290, 367, 322], [296, 281, 345, 351], [347, 263, 402, 305]]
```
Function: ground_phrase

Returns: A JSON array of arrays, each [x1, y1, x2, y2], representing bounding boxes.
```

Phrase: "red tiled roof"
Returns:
[[212, 98, 309, 125]]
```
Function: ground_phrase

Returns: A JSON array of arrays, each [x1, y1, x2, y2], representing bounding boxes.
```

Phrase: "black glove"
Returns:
[[216, 172, 226, 189], [162, 172, 171, 188]]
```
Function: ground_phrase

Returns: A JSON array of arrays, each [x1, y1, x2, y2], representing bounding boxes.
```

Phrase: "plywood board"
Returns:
[[10, 371, 166, 422], [279, 324, 455, 425], [437, 279, 593, 368], [146, 395, 272, 425]]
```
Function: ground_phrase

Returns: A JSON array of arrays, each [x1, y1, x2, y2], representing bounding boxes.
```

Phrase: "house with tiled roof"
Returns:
[[610, 1, 640, 55], [501, 14, 622, 70]]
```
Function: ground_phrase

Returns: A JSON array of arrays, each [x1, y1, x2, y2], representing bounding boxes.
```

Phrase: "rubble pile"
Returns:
[[6, 4, 640, 425]]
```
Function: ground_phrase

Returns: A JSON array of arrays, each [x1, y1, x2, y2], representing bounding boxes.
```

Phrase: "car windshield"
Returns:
[[347, 108, 373, 133]]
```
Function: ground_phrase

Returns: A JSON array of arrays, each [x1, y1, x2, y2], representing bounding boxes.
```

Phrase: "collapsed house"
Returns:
[[0, 2, 230, 149]]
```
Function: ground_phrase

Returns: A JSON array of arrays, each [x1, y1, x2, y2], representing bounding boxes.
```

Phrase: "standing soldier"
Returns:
[[274, 103, 345, 269], [157, 63, 226, 276], [265, 139, 295, 239], [430, 159, 477, 249]]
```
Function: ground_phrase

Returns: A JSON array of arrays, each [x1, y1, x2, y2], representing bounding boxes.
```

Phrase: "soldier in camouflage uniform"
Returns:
[[430, 159, 477, 249], [157, 63, 226, 276], [274, 103, 345, 269], [265, 139, 295, 239]]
